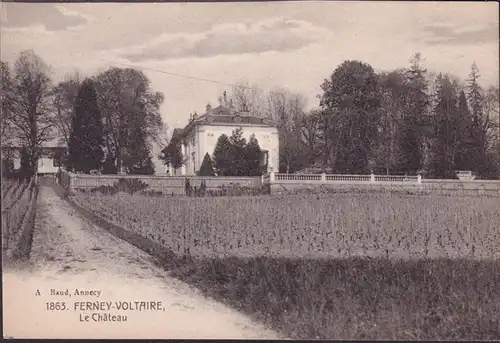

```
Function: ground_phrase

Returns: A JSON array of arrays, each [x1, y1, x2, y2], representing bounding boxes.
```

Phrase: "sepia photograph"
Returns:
[[1, 0, 499, 340]]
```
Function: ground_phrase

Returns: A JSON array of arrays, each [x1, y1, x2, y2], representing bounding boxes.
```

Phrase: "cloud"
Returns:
[[120, 17, 329, 62], [1, 3, 88, 32], [422, 23, 499, 45]]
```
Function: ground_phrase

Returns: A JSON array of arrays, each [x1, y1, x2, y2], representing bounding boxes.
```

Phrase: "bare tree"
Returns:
[[300, 109, 323, 166], [51, 70, 83, 147], [1, 61, 15, 146], [230, 82, 311, 172], [483, 86, 500, 148], [230, 82, 266, 117], [265, 89, 308, 173], [7, 50, 54, 174]]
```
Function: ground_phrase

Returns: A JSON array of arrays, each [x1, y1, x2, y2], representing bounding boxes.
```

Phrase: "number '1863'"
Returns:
[[46, 302, 67, 311]]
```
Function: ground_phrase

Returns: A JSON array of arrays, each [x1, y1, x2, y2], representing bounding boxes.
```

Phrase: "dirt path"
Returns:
[[3, 183, 281, 339]]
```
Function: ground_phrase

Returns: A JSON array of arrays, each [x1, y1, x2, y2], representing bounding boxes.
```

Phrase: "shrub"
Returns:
[[114, 178, 149, 194], [88, 178, 149, 195], [89, 185, 115, 195], [199, 153, 216, 176], [185, 178, 192, 196], [141, 190, 164, 197], [205, 183, 268, 197]]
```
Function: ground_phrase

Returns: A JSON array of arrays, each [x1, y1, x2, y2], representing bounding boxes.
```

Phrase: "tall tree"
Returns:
[[212, 131, 264, 176], [454, 90, 474, 171], [307, 108, 337, 169], [466, 62, 489, 177], [213, 134, 233, 176], [319, 60, 381, 173], [51, 71, 82, 148], [123, 126, 155, 175], [245, 134, 263, 176], [483, 86, 500, 144], [374, 69, 408, 174], [1, 61, 15, 146], [7, 50, 54, 175], [228, 127, 247, 176], [482, 86, 500, 178], [265, 89, 309, 173], [93, 67, 164, 173], [68, 78, 104, 173], [429, 74, 460, 178], [161, 144, 184, 174], [229, 83, 311, 173], [230, 82, 266, 117], [397, 52, 429, 174], [299, 109, 323, 166], [159, 129, 185, 174]]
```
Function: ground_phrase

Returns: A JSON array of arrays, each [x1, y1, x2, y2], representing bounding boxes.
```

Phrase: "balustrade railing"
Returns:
[[374, 175, 419, 182], [326, 174, 371, 182], [266, 172, 422, 184], [275, 173, 322, 181]]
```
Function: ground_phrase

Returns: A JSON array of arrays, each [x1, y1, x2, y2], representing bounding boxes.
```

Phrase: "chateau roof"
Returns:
[[194, 105, 275, 126], [162, 105, 277, 156], [176, 105, 276, 137]]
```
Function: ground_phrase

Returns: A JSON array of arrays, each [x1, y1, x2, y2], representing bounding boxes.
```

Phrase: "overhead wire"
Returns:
[[97, 58, 255, 90]]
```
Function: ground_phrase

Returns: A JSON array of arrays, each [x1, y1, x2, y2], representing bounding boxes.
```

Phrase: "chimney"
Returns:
[[223, 91, 227, 105], [218, 96, 223, 106], [206, 103, 212, 112]]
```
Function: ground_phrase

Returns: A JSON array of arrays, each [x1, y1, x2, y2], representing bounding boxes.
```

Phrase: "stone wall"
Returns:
[[59, 171, 263, 195]]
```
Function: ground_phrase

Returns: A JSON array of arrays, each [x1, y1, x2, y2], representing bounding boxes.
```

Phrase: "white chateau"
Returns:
[[163, 101, 279, 176]]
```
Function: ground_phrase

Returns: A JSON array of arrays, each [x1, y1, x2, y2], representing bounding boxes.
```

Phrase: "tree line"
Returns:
[[225, 53, 499, 179], [1, 50, 166, 177], [2, 50, 498, 180]]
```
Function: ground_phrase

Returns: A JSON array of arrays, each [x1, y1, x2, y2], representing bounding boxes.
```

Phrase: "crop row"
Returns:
[[73, 193, 500, 260], [1, 178, 37, 259]]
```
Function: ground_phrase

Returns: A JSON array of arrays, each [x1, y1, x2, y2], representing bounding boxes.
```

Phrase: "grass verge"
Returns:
[[167, 256, 500, 340]]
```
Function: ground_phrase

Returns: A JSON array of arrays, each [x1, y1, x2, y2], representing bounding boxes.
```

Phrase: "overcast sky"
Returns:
[[1, 1, 499, 133]]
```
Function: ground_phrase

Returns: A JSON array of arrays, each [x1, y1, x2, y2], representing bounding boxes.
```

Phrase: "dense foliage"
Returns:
[[67, 78, 104, 173], [1, 51, 165, 176], [198, 153, 215, 176], [1, 49, 498, 179], [213, 128, 264, 176], [227, 54, 499, 179]]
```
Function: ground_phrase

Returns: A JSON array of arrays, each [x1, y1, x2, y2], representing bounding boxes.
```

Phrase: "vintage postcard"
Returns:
[[1, 1, 499, 340]]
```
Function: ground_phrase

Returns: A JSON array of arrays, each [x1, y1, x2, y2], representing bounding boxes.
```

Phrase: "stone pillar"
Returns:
[[370, 172, 375, 183], [417, 174, 422, 184]]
